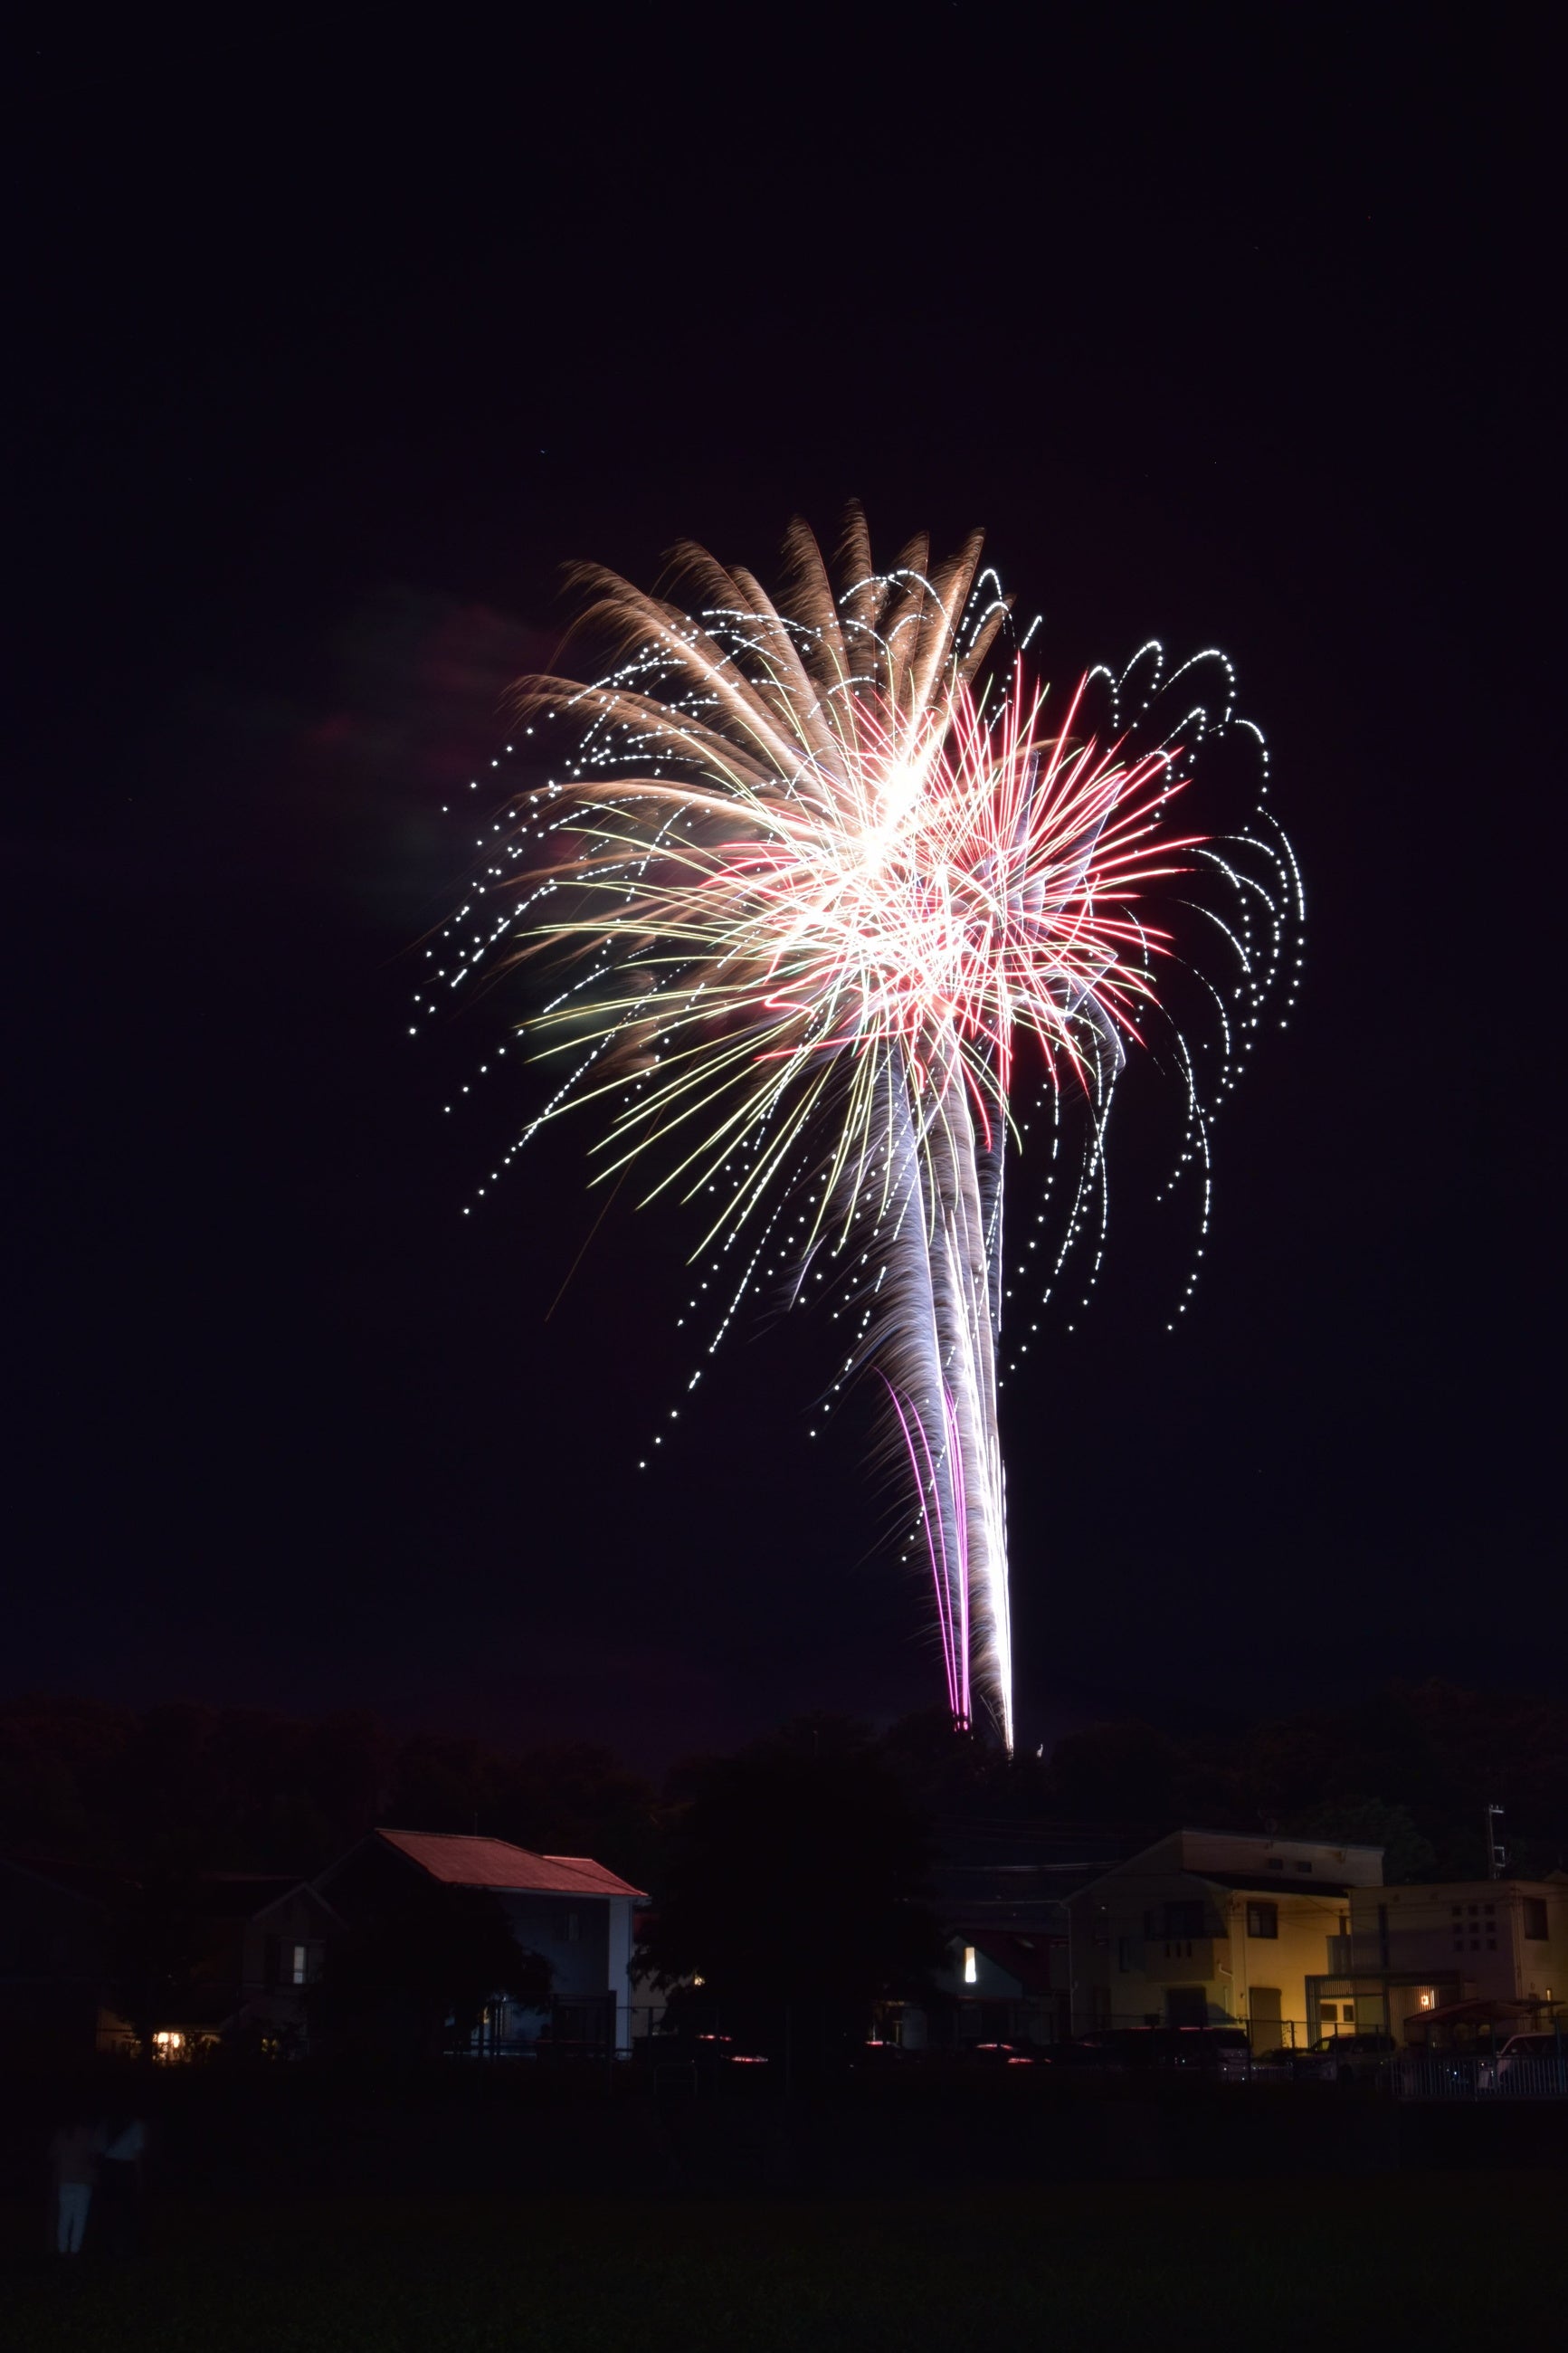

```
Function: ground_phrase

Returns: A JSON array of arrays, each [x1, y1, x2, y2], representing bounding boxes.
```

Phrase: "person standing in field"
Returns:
[[49, 2117, 104, 2256]]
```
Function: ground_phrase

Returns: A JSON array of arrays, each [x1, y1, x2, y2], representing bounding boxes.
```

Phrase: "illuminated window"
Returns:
[[1246, 1901, 1278, 1940], [963, 1946, 978, 1986]]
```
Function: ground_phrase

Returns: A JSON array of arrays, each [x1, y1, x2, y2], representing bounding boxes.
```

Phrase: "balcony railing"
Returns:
[[1143, 1936, 1226, 1975]]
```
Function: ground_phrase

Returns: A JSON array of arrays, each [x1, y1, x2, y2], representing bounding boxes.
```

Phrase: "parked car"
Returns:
[[1055, 2027, 1249, 2074], [959, 2040, 1048, 2068], [1495, 2032, 1568, 2089], [1288, 2032, 1397, 2084], [852, 2037, 918, 2069], [640, 2030, 770, 2076]]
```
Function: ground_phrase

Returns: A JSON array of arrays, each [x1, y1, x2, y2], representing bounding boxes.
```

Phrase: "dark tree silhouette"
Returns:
[[639, 1716, 946, 2069], [313, 1881, 550, 2059], [0, 1696, 659, 1885], [1282, 1797, 1436, 1882], [103, 1869, 206, 2053]]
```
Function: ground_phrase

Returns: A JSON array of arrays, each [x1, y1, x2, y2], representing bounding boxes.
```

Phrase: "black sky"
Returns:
[[5, 16, 1554, 1761]]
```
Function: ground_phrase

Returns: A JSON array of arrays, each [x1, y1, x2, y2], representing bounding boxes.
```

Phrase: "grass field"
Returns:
[[5, 2170, 1563, 2351]]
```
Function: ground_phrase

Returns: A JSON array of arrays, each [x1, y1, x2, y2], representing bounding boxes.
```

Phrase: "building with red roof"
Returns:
[[316, 1829, 648, 2054]]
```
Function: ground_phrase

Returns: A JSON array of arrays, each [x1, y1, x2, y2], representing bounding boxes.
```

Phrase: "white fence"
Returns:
[[1387, 2052, 1568, 2101]]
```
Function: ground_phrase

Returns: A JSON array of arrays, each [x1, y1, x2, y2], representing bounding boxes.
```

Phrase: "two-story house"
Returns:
[[1341, 1873, 1567, 2044], [1067, 1828, 1385, 2046], [316, 1829, 647, 2053]]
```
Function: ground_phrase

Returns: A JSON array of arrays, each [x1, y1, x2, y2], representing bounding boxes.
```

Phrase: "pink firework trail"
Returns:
[[414, 512, 1302, 1747]]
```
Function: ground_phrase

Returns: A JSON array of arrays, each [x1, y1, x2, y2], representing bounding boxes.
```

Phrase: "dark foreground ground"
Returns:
[[5, 2171, 1565, 2351]]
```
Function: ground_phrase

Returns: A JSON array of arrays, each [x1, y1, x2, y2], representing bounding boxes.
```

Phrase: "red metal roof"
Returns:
[[375, 1830, 645, 1899]]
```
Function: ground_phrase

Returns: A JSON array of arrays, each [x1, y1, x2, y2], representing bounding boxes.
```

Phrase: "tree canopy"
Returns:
[[638, 1716, 947, 2064]]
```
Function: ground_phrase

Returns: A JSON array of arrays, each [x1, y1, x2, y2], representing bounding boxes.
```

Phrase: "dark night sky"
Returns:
[[5, 18, 1554, 1761]]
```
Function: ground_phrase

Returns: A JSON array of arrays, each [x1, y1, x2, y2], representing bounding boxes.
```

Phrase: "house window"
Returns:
[[289, 1942, 322, 1986], [1292, 1862, 1313, 1873], [963, 1946, 978, 1986], [1163, 1900, 1204, 1939], [1117, 1937, 1135, 1974], [566, 1912, 581, 1943], [1320, 2003, 1338, 2023], [1246, 1901, 1278, 1940], [1523, 1899, 1548, 1940], [1267, 1859, 1284, 1872]]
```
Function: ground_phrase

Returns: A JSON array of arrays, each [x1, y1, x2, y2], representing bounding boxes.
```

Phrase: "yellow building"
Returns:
[[1067, 1828, 1385, 2048], [1343, 1875, 1568, 2043]]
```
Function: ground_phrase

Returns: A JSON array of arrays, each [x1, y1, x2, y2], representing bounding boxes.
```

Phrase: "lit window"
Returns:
[[963, 1946, 978, 1986]]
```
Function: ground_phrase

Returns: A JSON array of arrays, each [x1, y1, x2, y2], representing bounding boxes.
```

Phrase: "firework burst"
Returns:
[[413, 512, 1301, 1748]]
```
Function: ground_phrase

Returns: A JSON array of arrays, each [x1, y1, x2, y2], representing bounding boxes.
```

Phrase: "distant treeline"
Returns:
[[1, 1681, 1564, 1891]]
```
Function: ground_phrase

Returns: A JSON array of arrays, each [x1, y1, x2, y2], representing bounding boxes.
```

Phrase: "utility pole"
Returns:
[[1485, 1803, 1506, 1881]]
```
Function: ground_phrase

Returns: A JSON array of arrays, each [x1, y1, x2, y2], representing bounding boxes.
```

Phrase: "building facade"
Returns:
[[1067, 1829, 1385, 2046], [316, 1828, 646, 2053], [1339, 1875, 1568, 2043], [890, 1817, 1120, 2051]]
